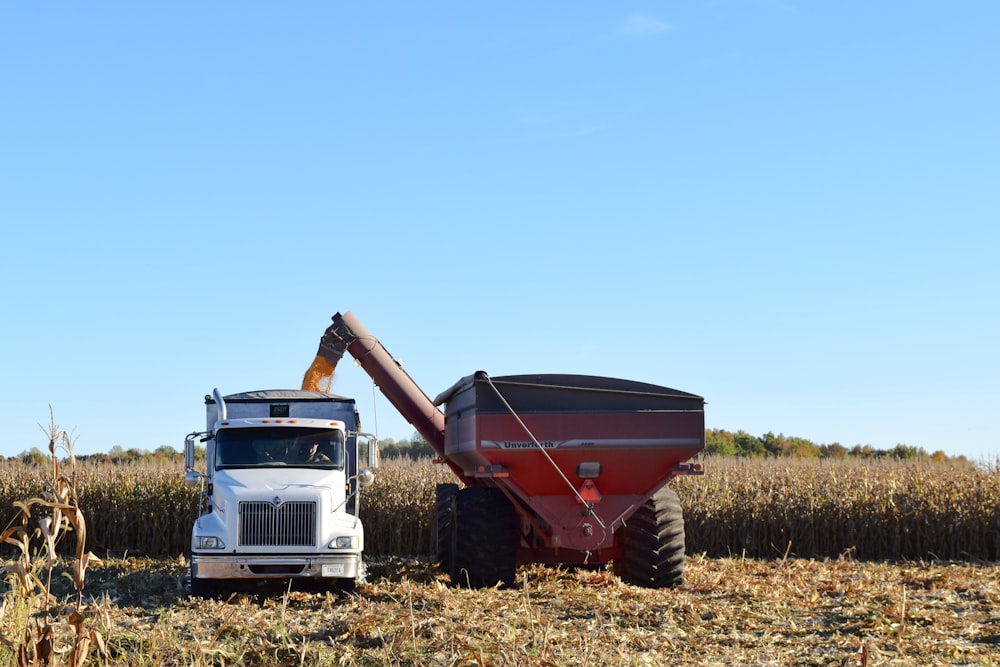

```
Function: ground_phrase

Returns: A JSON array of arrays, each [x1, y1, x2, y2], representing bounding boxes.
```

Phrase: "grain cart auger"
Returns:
[[316, 311, 706, 588]]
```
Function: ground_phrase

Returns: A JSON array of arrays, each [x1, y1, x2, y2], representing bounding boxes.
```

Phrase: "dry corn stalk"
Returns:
[[0, 409, 108, 666]]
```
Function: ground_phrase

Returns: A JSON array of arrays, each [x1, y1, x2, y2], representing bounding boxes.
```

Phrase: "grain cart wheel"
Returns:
[[452, 487, 518, 588], [434, 483, 459, 573], [614, 485, 686, 588]]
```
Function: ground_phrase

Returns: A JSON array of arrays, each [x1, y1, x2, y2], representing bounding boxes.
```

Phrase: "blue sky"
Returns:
[[2, 3, 997, 462]]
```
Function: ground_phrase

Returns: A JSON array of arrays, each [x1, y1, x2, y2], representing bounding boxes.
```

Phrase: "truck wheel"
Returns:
[[452, 487, 518, 588], [335, 578, 357, 595], [614, 485, 686, 588], [190, 569, 220, 599], [434, 483, 459, 574]]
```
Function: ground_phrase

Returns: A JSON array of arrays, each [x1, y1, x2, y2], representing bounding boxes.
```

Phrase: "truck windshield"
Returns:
[[215, 427, 345, 470]]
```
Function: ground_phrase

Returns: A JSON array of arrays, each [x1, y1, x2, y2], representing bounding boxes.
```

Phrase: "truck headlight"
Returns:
[[331, 536, 359, 549], [195, 536, 226, 549]]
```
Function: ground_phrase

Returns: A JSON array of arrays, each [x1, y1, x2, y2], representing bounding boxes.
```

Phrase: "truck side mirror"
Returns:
[[184, 433, 197, 470], [184, 432, 207, 487], [184, 470, 202, 489], [357, 469, 375, 489], [354, 432, 380, 470]]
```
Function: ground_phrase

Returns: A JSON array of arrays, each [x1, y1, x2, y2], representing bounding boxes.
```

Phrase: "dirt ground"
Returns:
[[20, 554, 1000, 666]]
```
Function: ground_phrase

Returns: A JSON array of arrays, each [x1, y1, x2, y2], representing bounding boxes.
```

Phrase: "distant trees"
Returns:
[[377, 434, 436, 461], [10, 430, 953, 464], [704, 428, 950, 461], [100, 445, 185, 464], [19, 447, 48, 466], [11, 443, 200, 465]]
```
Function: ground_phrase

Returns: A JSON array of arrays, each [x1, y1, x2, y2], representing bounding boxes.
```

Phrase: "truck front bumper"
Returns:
[[191, 553, 363, 581]]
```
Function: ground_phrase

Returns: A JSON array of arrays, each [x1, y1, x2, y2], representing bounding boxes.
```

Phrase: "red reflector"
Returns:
[[577, 480, 602, 505]]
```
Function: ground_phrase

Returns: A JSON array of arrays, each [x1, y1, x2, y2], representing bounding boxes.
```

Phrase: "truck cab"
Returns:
[[184, 389, 377, 597]]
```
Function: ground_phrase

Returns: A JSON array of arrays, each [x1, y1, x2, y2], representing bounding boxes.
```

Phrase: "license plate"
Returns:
[[322, 564, 345, 577]]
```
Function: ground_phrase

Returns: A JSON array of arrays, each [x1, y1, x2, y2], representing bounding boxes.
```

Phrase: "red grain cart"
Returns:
[[317, 311, 705, 588]]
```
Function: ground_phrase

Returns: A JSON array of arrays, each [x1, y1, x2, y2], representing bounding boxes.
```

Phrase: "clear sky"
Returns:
[[2, 3, 997, 462]]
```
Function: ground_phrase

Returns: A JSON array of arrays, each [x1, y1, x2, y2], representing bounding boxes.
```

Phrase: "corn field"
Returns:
[[0, 456, 996, 561], [674, 457, 1000, 560]]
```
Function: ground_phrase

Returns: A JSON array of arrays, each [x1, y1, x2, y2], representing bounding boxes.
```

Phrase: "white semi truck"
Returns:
[[183, 388, 378, 597]]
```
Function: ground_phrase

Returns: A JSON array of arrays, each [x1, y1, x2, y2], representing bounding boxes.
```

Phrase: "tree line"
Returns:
[[379, 431, 956, 462], [10, 430, 956, 465], [704, 429, 953, 461], [12, 444, 199, 466]]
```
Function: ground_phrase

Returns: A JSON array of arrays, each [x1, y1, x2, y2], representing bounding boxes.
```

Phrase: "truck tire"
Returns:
[[189, 569, 221, 599], [451, 487, 518, 588], [614, 485, 686, 588], [434, 483, 459, 573], [334, 577, 357, 595]]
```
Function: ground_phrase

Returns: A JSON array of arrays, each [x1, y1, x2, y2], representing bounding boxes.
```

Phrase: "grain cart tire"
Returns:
[[614, 485, 686, 588], [434, 483, 459, 573], [452, 487, 518, 588]]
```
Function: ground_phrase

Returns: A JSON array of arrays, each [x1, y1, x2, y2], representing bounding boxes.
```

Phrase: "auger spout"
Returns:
[[315, 311, 466, 481]]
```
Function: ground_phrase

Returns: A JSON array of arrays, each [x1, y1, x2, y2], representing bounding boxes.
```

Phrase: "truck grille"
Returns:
[[238, 501, 317, 547]]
